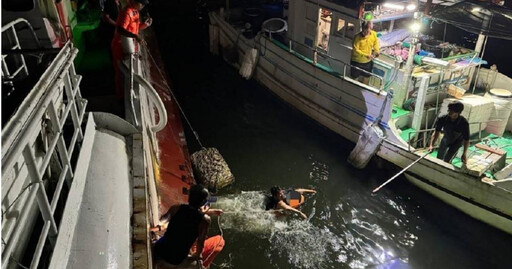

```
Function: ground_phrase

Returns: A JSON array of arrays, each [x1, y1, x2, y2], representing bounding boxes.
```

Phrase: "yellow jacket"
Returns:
[[351, 30, 380, 64]]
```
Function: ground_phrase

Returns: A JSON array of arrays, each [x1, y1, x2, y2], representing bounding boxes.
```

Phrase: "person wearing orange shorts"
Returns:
[[154, 185, 225, 268], [111, 0, 152, 98]]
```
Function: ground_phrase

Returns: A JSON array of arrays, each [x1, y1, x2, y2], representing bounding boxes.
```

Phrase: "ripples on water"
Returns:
[[213, 189, 418, 269]]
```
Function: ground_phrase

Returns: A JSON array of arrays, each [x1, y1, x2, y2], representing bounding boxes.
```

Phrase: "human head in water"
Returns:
[[270, 186, 285, 201], [189, 184, 209, 209], [447, 101, 464, 120]]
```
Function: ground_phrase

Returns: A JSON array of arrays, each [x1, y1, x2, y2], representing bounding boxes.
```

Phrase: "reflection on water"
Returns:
[[213, 191, 416, 268], [151, 1, 512, 267]]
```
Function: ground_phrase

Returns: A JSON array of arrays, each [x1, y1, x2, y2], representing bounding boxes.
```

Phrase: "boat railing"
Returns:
[[1, 42, 87, 268], [407, 122, 486, 151], [268, 36, 385, 91], [1, 18, 41, 82]]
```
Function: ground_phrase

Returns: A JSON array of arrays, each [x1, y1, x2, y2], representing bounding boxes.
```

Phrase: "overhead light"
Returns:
[[410, 22, 421, 33], [472, 7, 481, 13], [383, 3, 405, 11], [406, 4, 417, 11]]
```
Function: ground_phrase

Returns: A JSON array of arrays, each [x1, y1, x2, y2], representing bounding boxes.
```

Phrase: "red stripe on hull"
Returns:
[[143, 29, 195, 214]]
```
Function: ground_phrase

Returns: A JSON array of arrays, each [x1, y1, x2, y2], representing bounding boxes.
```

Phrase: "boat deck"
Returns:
[[392, 106, 512, 179]]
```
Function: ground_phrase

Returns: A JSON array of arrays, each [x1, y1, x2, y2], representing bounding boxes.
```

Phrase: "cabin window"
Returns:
[[345, 22, 355, 39], [336, 18, 346, 36], [316, 8, 332, 51], [335, 19, 355, 40]]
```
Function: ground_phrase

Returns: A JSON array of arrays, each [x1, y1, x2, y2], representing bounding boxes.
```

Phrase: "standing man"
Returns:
[[111, 0, 152, 98], [351, 20, 379, 85], [154, 185, 224, 268], [100, 0, 121, 55], [428, 101, 470, 164]]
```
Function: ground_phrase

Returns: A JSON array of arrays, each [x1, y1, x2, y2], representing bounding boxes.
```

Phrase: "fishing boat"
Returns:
[[2, 0, 195, 267], [208, 0, 512, 234]]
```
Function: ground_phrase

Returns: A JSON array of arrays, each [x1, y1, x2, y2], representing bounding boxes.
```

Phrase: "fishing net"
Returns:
[[191, 148, 235, 191]]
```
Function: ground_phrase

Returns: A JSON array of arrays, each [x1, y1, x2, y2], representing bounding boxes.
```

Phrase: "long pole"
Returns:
[[372, 152, 429, 193]]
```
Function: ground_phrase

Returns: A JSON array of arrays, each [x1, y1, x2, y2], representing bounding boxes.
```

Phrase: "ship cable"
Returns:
[[142, 44, 235, 191], [142, 43, 204, 148]]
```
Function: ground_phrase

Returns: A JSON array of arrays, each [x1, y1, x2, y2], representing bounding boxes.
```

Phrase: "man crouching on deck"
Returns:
[[154, 185, 224, 269], [428, 101, 470, 164]]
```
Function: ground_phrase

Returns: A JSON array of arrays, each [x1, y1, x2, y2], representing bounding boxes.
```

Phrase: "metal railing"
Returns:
[[264, 36, 385, 91], [1, 18, 41, 81], [1, 41, 87, 268], [406, 122, 486, 151]]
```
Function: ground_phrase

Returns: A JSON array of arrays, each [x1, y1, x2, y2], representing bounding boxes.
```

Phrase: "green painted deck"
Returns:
[[391, 105, 411, 119]]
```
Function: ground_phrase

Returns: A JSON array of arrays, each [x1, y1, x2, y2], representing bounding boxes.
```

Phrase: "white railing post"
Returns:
[[22, 146, 58, 240]]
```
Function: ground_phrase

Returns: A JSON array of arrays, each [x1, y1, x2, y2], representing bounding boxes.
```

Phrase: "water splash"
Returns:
[[213, 191, 277, 235], [212, 191, 417, 268]]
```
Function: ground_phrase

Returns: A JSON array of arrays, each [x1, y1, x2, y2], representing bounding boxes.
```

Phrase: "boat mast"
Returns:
[[394, 12, 422, 107]]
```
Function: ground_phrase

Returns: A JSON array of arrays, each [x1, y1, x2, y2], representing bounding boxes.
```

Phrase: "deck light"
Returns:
[[383, 3, 405, 11], [406, 3, 417, 11], [410, 22, 421, 33]]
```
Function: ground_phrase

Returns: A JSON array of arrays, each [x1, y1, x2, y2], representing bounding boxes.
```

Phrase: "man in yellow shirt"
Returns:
[[351, 20, 380, 85]]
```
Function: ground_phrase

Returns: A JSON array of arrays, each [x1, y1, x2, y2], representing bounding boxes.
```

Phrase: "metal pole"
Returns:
[[472, 35, 488, 94]]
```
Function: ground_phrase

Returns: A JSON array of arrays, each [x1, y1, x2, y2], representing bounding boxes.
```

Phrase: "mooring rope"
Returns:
[[142, 43, 205, 148]]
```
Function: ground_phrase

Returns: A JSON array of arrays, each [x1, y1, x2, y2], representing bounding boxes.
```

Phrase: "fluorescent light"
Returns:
[[383, 3, 405, 11], [472, 7, 481, 13], [406, 4, 417, 11]]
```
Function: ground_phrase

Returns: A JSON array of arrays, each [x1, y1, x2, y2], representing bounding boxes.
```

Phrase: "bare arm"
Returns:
[[139, 18, 152, 30], [191, 215, 210, 259], [277, 201, 307, 219], [295, 188, 316, 194], [428, 131, 440, 152], [199, 205, 223, 216], [461, 140, 469, 164]]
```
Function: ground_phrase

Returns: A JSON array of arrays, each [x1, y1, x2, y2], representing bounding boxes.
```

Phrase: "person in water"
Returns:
[[428, 101, 470, 164], [154, 184, 224, 268], [265, 186, 316, 219]]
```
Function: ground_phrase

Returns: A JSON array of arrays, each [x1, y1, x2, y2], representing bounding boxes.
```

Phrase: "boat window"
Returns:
[[317, 8, 332, 51], [345, 22, 355, 39], [336, 18, 346, 36], [335, 18, 356, 40]]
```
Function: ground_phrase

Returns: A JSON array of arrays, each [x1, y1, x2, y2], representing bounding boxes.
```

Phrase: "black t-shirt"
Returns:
[[155, 205, 203, 265], [102, 0, 120, 22], [435, 115, 470, 144]]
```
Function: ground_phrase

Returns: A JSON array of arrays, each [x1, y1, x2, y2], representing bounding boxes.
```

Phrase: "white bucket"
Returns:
[[484, 88, 512, 136], [120, 36, 136, 54]]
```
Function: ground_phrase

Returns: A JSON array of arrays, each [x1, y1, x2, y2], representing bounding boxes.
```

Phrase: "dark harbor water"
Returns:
[[151, 1, 512, 268]]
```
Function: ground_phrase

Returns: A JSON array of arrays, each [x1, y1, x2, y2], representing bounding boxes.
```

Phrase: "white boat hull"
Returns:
[[210, 11, 512, 234]]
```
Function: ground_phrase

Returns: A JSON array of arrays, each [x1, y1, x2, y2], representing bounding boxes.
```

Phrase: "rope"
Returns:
[[1, 181, 40, 219], [142, 44, 205, 149]]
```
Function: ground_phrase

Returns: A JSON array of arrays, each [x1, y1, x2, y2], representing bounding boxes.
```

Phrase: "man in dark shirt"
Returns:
[[428, 101, 470, 164], [154, 185, 224, 268]]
